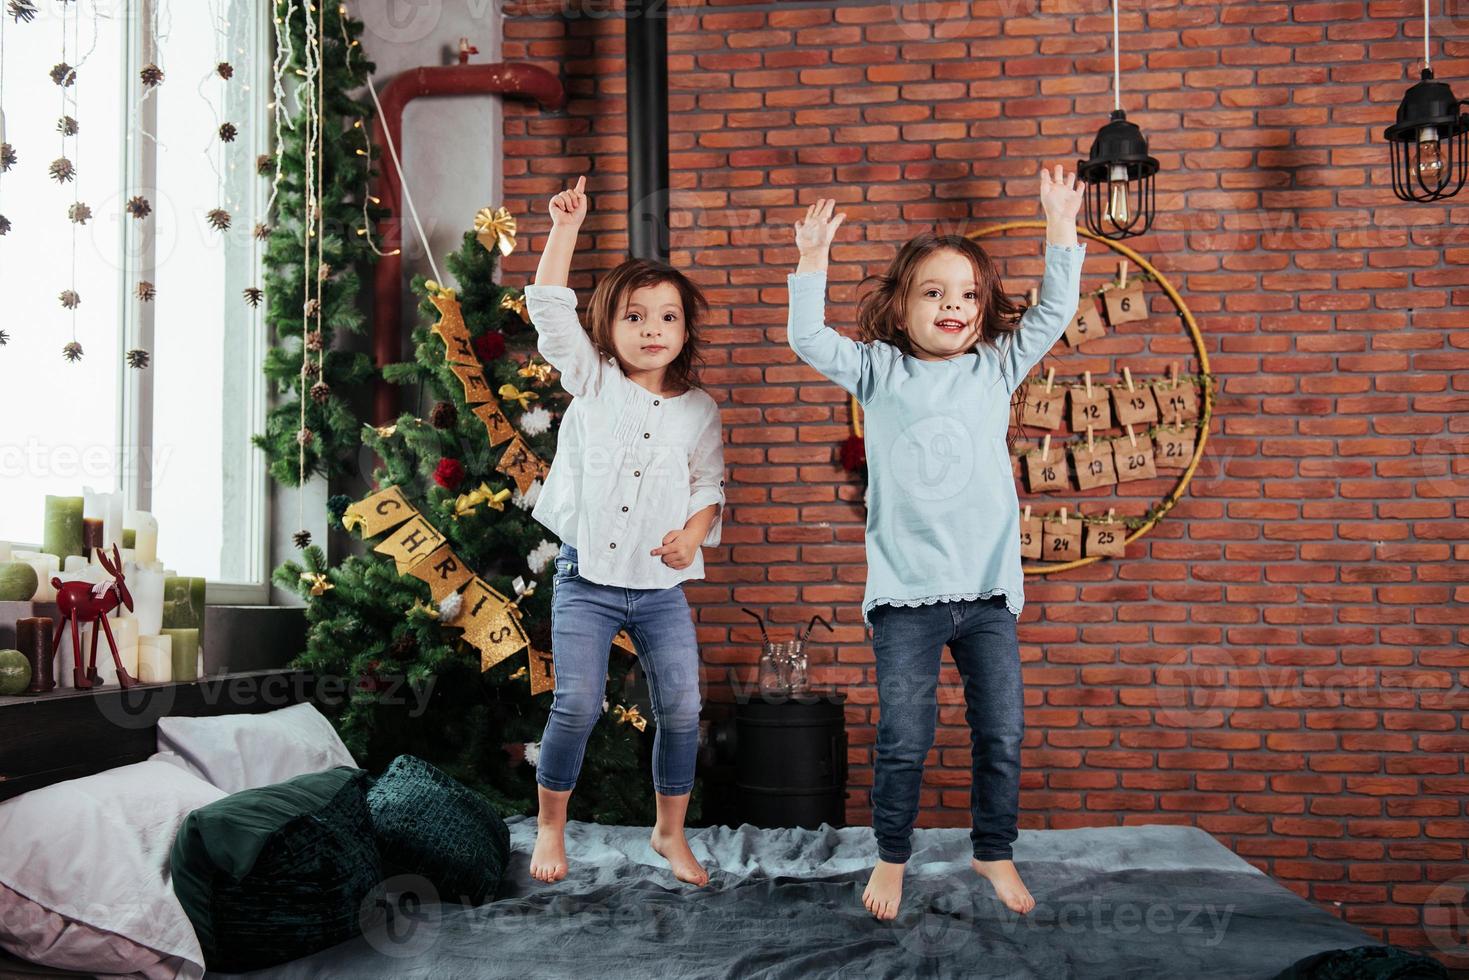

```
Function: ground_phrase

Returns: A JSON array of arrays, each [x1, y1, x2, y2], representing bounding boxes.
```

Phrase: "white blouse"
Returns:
[[522, 283, 726, 590]]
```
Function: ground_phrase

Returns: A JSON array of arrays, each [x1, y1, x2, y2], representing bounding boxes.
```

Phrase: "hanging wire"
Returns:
[[359, 32, 442, 285], [1111, 0, 1120, 113]]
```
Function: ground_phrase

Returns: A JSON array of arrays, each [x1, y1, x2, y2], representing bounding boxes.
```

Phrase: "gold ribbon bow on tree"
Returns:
[[500, 291, 528, 322], [612, 704, 647, 732], [452, 482, 512, 519], [475, 206, 517, 257], [518, 358, 555, 385], [498, 383, 538, 410], [300, 572, 333, 597]]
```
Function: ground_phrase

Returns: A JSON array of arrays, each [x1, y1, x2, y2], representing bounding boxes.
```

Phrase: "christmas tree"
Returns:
[[252, 0, 384, 486], [275, 226, 691, 824]]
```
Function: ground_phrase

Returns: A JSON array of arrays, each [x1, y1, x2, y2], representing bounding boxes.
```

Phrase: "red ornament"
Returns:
[[356, 659, 386, 694], [840, 434, 866, 473], [473, 331, 506, 362], [50, 544, 137, 689], [434, 457, 465, 490]]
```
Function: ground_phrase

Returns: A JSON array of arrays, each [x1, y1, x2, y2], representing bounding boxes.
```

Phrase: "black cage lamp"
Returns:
[[1384, 64, 1467, 203], [1077, 1, 1159, 240]]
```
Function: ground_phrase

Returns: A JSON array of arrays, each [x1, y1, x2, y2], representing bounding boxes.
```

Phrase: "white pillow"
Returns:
[[153, 702, 356, 794], [0, 760, 224, 979]]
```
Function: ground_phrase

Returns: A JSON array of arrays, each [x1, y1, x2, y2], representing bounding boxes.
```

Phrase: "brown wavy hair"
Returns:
[[583, 258, 708, 395], [855, 232, 1034, 454]]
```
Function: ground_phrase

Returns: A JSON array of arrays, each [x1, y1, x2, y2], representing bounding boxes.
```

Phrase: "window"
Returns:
[[0, 0, 270, 599]]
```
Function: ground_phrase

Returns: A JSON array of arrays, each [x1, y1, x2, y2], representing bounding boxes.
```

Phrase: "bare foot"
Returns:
[[530, 822, 568, 883], [650, 827, 709, 886], [862, 859, 905, 920], [972, 857, 1035, 914]]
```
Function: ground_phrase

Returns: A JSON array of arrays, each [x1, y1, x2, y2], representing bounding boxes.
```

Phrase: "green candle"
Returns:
[[162, 628, 199, 682], [162, 576, 207, 656], [42, 496, 84, 563], [122, 528, 136, 548]]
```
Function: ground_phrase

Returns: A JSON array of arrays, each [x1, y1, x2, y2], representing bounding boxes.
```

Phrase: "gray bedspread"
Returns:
[[226, 819, 1379, 979]]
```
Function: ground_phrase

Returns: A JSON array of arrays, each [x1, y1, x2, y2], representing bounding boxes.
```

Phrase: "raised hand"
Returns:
[[1038, 164, 1082, 224], [794, 198, 845, 258], [549, 175, 589, 229]]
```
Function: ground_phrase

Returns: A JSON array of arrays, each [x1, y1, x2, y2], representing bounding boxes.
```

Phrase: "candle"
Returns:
[[137, 633, 172, 684], [129, 563, 165, 635], [16, 617, 55, 693], [63, 555, 90, 573], [83, 489, 105, 555], [162, 576, 207, 655], [125, 511, 158, 565], [122, 529, 136, 549], [42, 496, 84, 563], [93, 615, 139, 687], [162, 628, 199, 682], [82, 519, 104, 554], [0, 541, 12, 562], [103, 494, 124, 553]]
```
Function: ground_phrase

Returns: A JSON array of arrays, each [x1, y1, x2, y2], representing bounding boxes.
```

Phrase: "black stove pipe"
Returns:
[[625, 6, 669, 262]]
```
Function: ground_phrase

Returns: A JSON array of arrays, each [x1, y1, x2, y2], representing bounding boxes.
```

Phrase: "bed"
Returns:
[[214, 819, 1381, 980], [0, 677, 1386, 980]]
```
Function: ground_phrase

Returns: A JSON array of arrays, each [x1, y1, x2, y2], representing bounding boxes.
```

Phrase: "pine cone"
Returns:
[[430, 401, 458, 429], [218, 122, 237, 143], [305, 330, 324, 352], [310, 381, 331, 404], [61, 341, 83, 362], [1, 143, 15, 172], [292, 529, 312, 549], [59, 289, 80, 310], [125, 195, 151, 219], [56, 115, 78, 136], [9, 1, 38, 25], [0, 329, 10, 345], [256, 153, 272, 176], [296, 427, 314, 448], [304, 297, 321, 318], [253, 222, 270, 240], [136, 280, 155, 301], [126, 348, 150, 369], [216, 61, 234, 80], [48, 157, 75, 183], [50, 63, 75, 87], [302, 359, 321, 380], [68, 201, 91, 224], [206, 207, 230, 231], [0, 215, 9, 236], [390, 634, 416, 659], [140, 63, 163, 88], [242, 286, 263, 307]]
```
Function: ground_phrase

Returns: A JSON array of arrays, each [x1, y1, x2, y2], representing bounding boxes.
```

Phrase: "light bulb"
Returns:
[[1105, 163, 1130, 226], [1415, 126, 1443, 176]]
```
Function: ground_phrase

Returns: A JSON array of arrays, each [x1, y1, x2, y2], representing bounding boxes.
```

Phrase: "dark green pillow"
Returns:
[[170, 766, 381, 973], [367, 754, 510, 905]]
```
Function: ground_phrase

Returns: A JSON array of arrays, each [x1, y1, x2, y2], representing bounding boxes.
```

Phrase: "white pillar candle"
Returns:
[[0, 541, 11, 562], [126, 511, 158, 566], [102, 493, 125, 554], [129, 563, 165, 635], [137, 633, 172, 684], [63, 555, 90, 573], [92, 614, 139, 687]]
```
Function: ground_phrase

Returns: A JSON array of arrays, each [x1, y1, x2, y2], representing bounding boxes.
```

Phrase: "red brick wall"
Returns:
[[499, 0, 1467, 960]]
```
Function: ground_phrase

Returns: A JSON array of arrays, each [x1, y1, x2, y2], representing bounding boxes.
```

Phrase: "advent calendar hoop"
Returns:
[[846, 222, 1214, 575]]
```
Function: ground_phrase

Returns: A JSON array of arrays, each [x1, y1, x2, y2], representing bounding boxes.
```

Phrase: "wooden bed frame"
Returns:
[[0, 669, 312, 803]]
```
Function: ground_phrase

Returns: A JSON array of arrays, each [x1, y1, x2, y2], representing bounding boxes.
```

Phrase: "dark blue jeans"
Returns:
[[869, 596, 1023, 863], [537, 544, 702, 797]]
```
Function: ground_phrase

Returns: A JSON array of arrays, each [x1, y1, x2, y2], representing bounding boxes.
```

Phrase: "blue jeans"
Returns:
[[869, 596, 1023, 863], [536, 544, 702, 797]]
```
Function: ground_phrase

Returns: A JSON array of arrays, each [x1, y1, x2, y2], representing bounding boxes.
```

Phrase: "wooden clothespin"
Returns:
[[1125, 422, 1138, 448], [1117, 259, 1129, 290], [1059, 506, 1069, 527], [1027, 286, 1039, 306], [1123, 365, 1135, 393], [1040, 433, 1052, 463], [1022, 504, 1032, 523], [1044, 365, 1055, 394], [1105, 507, 1116, 525], [1168, 361, 1179, 390], [1086, 424, 1094, 454], [1084, 369, 1093, 399]]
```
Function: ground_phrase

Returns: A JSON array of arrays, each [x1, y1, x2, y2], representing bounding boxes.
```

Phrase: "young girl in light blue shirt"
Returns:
[[786, 165, 1087, 921]]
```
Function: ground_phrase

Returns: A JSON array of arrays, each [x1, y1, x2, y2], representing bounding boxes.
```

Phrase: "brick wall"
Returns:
[[499, 0, 1467, 959]]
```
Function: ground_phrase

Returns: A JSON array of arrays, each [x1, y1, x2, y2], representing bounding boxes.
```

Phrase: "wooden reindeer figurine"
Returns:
[[50, 544, 136, 690]]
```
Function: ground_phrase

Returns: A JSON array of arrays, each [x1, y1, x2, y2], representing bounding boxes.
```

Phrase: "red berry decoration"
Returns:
[[472, 331, 505, 362], [433, 457, 465, 490], [840, 434, 866, 473]]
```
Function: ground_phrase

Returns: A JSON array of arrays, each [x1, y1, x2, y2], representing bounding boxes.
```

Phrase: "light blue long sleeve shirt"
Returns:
[[786, 241, 1087, 626]]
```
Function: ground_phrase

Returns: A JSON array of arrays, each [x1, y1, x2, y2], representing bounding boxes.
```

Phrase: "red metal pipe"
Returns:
[[370, 63, 565, 425]]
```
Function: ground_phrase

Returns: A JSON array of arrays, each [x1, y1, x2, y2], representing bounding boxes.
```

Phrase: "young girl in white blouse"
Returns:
[[522, 176, 725, 887]]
